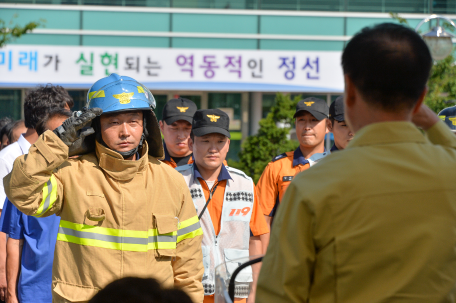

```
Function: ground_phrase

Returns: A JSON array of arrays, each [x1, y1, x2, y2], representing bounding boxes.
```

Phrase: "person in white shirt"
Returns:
[[0, 85, 73, 302]]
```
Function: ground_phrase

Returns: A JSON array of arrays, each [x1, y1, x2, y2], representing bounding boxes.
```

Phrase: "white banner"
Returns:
[[0, 45, 344, 92]]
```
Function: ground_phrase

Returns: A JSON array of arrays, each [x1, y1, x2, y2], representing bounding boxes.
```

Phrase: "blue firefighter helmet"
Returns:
[[438, 105, 456, 133], [84, 73, 164, 159], [86, 73, 156, 114]]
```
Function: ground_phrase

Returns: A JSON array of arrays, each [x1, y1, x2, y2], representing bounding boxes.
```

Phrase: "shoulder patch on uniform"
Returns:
[[272, 153, 287, 162], [226, 166, 252, 181]]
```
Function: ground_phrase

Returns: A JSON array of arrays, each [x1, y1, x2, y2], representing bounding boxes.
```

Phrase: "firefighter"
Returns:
[[4, 74, 204, 303], [175, 109, 269, 303], [159, 98, 198, 168], [256, 97, 330, 228], [328, 96, 354, 151], [438, 105, 456, 133]]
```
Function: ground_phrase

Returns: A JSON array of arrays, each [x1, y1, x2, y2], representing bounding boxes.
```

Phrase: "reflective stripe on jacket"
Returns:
[[5, 131, 204, 303]]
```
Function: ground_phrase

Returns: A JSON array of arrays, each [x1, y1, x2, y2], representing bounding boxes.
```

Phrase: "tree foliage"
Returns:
[[0, 15, 43, 48], [228, 93, 300, 183], [389, 12, 456, 113]]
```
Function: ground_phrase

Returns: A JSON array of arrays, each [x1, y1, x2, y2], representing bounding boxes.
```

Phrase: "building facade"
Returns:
[[0, 0, 453, 159]]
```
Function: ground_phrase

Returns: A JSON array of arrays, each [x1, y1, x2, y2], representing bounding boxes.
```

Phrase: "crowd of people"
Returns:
[[0, 22, 455, 303]]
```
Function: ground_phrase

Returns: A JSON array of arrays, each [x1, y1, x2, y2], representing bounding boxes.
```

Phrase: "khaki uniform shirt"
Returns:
[[4, 131, 204, 303], [257, 121, 456, 303]]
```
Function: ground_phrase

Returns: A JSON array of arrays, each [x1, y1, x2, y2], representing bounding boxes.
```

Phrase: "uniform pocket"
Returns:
[[53, 282, 99, 302], [153, 214, 178, 258], [84, 207, 105, 226], [223, 248, 253, 283]]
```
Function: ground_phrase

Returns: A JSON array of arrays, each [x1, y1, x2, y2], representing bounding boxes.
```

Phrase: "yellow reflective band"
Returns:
[[34, 175, 58, 218], [89, 90, 105, 100], [179, 215, 199, 229], [439, 115, 446, 121], [57, 220, 177, 252], [137, 86, 145, 93], [59, 220, 147, 238], [57, 233, 149, 252], [177, 227, 203, 243], [177, 216, 203, 243]]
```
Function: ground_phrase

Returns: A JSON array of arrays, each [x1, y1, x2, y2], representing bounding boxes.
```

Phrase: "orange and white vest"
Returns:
[[176, 164, 254, 298]]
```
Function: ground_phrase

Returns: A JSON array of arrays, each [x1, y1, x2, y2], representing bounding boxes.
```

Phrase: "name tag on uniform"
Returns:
[[282, 176, 293, 182]]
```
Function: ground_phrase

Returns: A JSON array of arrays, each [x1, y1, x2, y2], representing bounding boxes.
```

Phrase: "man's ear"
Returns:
[[189, 136, 194, 152], [159, 120, 164, 132], [344, 74, 356, 109], [326, 119, 333, 132], [412, 87, 428, 115]]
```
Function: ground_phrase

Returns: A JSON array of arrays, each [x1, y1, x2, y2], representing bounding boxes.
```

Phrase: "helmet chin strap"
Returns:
[[93, 115, 148, 160], [114, 133, 145, 158]]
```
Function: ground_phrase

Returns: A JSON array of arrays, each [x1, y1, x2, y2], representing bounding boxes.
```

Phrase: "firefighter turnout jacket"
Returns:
[[4, 131, 204, 303]]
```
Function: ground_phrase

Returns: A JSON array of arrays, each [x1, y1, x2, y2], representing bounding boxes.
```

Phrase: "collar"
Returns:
[[292, 147, 309, 167], [347, 121, 426, 149], [193, 163, 232, 182], [96, 140, 148, 181], [163, 141, 172, 162], [330, 144, 339, 152], [17, 134, 31, 155], [163, 141, 194, 163]]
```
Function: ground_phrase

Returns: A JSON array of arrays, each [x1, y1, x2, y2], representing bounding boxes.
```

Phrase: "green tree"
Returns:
[[0, 15, 42, 48], [390, 13, 456, 113], [228, 93, 300, 183]]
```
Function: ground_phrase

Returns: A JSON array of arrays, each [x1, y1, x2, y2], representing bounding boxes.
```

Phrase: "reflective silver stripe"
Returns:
[[41, 179, 53, 214], [177, 221, 201, 236], [149, 235, 177, 243], [59, 227, 177, 244], [59, 227, 148, 245]]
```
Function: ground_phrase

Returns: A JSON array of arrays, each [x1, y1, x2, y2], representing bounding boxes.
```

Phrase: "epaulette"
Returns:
[[226, 166, 252, 181], [271, 153, 287, 162]]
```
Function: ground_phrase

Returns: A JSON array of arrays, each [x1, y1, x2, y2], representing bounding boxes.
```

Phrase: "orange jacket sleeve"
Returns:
[[256, 163, 279, 217]]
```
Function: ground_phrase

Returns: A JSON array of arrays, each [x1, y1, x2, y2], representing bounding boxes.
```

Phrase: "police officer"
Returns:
[[256, 97, 330, 227], [438, 105, 456, 133], [175, 109, 269, 303], [159, 98, 198, 168], [328, 96, 354, 151], [4, 74, 204, 303]]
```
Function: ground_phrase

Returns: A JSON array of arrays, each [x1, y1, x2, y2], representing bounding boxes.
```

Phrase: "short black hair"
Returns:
[[0, 117, 13, 131], [89, 277, 163, 303], [162, 288, 193, 303], [0, 121, 15, 141], [342, 23, 432, 112], [7, 120, 25, 143], [36, 108, 72, 136], [24, 84, 74, 129]]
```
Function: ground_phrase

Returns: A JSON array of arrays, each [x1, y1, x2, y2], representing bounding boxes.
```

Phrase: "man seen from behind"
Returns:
[[257, 23, 456, 303]]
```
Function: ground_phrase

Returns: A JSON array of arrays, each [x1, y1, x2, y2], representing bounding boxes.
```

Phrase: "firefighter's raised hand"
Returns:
[[411, 103, 440, 131], [53, 107, 102, 148]]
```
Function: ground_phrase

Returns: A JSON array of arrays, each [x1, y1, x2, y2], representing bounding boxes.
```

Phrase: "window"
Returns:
[[0, 90, 22, 120]]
